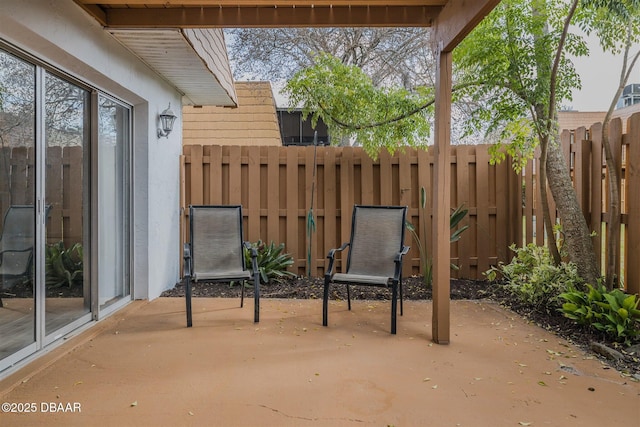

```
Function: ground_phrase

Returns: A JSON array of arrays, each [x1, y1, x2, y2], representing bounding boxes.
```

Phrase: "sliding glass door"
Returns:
[[44, 72, 91, 339], [0, 44, 132, 370], [98, 95, 130, 310], [0, 50, 37, 362]]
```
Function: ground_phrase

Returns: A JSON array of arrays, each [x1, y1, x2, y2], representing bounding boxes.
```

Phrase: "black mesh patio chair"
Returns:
[[0, 205, 37, 308], [183, 205, 260, 327], [323, 205, 410, 334]]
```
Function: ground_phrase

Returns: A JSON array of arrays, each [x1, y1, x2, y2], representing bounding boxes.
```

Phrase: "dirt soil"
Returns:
[[161, 275, 640, 376]]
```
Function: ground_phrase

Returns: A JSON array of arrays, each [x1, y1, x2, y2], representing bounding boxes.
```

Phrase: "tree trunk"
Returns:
[[539, 137, 561, 265], [545, 135, 600, 286]]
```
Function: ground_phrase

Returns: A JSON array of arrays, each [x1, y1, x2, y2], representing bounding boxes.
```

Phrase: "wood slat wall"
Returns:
[[182, 111, 639, 293], [0, 146, 83, 248], [181, 144, 516, 280], [519, 113, 639, 294]]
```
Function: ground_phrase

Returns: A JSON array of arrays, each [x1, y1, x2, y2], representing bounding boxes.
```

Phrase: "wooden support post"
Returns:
[[432, 47, 452, 344]]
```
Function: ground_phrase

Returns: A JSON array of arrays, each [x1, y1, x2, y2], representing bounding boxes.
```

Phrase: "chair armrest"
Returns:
[[243, 241, 260, 275], [394, 245, 410, 262], [325, 242, 350, 279], [393, 245, 410, 280], [183, 243, 192, 278]]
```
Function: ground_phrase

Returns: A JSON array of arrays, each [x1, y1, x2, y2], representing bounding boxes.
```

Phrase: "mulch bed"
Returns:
[[162, 275, 640, 377]]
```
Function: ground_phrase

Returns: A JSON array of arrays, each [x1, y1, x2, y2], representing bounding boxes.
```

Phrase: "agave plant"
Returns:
[[244, 240, 296, 284], [45, 241, 83, 288]]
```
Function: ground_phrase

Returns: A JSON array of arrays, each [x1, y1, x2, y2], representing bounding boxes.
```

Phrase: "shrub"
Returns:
[[244, 240, 296, 284], [561, 284, 640, 346], [485, 243, 583, 313], [46, 241, 83, 288]]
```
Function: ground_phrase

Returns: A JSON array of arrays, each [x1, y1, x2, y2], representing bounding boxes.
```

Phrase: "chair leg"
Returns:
[[240, 280, 245, 308], [390, 284, 398, 334], [253, 272, 260, 323], [185, 277, 193, 328], [323, 278, 330, 326], [399, 278, 404, 316], [346, 284, 352, 311]]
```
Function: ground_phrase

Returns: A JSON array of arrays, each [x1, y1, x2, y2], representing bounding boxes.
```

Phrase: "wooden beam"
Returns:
[[77, 0, 444, 6], [432, 47, 451, 344], [432, 0, 500, 51], [101, 6, 439, 28], [73, 2, 108, 26]]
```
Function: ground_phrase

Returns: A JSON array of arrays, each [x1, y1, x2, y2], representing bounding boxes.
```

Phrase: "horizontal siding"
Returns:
[[183, 81, 281, 146]]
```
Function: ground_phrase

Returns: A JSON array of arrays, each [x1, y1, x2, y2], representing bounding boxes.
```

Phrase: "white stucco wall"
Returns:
[[0, 0, 182, 300]]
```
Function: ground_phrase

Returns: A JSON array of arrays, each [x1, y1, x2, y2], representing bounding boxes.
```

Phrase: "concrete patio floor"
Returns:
[[1, 297, 638, 426]]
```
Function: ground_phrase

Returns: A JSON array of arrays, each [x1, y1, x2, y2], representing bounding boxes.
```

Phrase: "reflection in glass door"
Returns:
[[0, 50, 37, 363], [98, 96, 130, 310], [1, 44, 131, 373], [44, 73, 90, 338]]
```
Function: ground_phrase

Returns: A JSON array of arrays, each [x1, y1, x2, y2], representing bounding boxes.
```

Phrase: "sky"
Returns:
[[569, 33, 640, 112]]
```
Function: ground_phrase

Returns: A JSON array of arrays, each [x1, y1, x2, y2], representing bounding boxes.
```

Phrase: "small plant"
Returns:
[[245, 240, 296, 284], [45, 241, 83, 288], [405, 187, 469, 287], [560, 284, 640, 346], [485, 243, 583, 313]]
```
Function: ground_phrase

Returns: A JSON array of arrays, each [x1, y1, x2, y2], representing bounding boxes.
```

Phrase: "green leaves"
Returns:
[[45, 241, 83, 289], [244, 240, 296, 284], [283, 52, 432, 159], [454, 0, 587, 165], [485, 243, 583, 313], [560, 284, 640, 346]]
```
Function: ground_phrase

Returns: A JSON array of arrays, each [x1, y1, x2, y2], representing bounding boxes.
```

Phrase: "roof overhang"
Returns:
[[107, 28, 237, 106], [74, 1, 446, 28], [75, 1, 500, 106]]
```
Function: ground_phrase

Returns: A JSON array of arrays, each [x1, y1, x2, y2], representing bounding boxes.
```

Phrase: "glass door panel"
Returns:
[[98, 96, 130, 309], [0, 50, 37, 361], [44, 73, 90, 336]]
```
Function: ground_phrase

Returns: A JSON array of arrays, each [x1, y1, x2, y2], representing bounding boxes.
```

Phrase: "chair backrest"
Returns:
[[0, 205, 35, 277], [189, 205, 246, 276], [0, 206, 35, 251], [346, 205, 407, 278]]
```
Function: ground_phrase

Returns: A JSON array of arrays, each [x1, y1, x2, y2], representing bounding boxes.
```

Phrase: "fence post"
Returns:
[[589, 123, 603, 275], [626, 113, 640, 295]]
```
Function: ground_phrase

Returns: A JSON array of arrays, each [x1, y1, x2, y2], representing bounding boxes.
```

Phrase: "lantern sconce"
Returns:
[[157, 103, 177, 139]]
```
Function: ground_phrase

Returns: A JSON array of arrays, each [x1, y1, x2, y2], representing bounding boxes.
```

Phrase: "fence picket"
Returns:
[[626, 114, 639, 294]]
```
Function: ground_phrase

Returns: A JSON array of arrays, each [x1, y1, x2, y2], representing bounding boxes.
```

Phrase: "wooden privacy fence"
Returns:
[[520, 113, 640, 294], [0, 146, 83, 247], [181, 144, 518, 280]]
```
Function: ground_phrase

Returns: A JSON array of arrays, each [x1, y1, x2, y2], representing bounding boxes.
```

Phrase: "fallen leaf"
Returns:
[[518, 422, 533, 426], [538, 381, 547, 386], [188, 411, 194, 416], [130, 401, 138, 407], [423, 377, 431, 382]]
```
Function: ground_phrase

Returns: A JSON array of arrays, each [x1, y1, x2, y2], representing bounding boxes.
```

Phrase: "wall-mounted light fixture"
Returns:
[[157, 103, 177, 138]]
